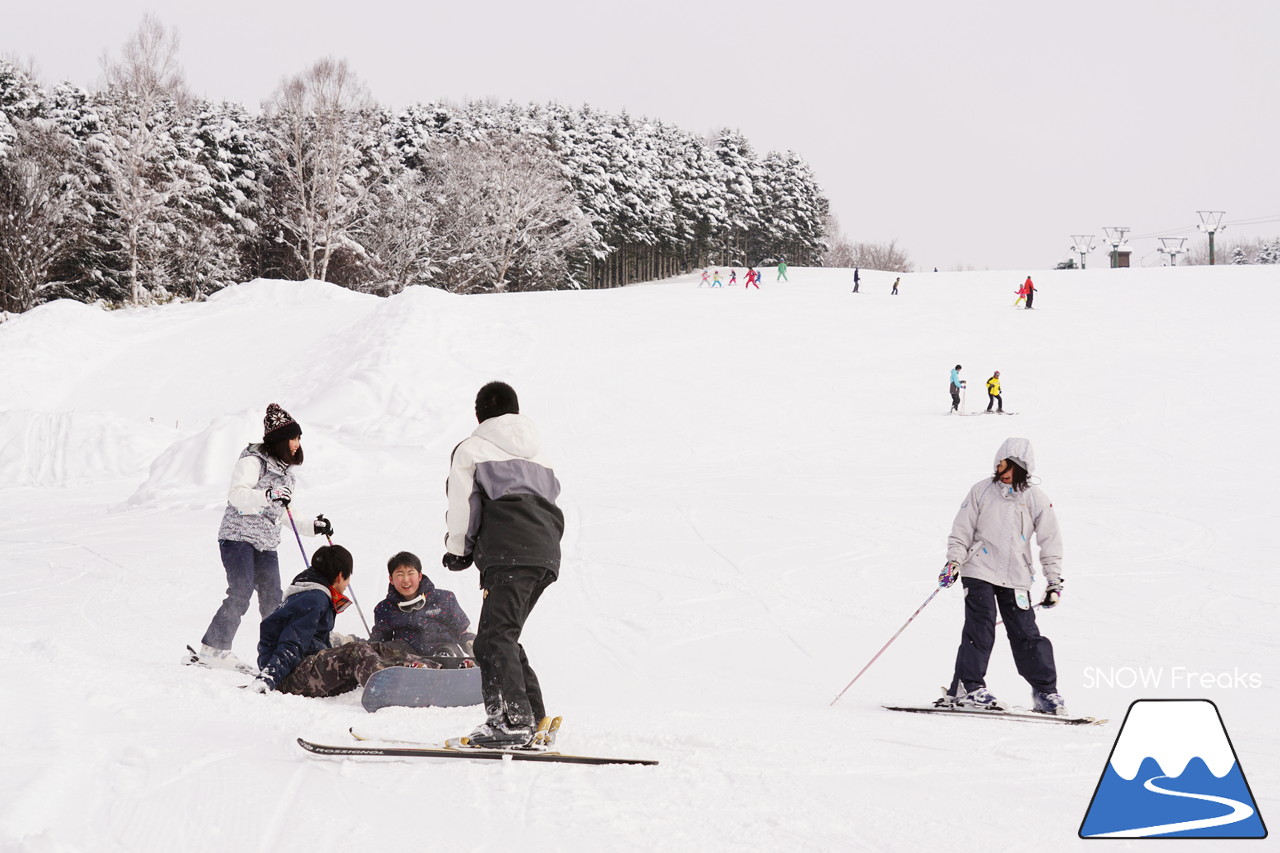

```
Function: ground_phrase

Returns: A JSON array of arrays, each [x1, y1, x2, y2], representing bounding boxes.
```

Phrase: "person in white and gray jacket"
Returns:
[[936, 437, 1067, 715], [195, 403, 331, 672], [442, 382, 564, 748]]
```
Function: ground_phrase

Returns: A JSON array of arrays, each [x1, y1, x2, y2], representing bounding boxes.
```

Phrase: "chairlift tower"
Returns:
[[1157, 237, 1189, 267], [1103, 227, 1130, 268], [1197, 210, 1227, 265], [1070, 235, 1096, 269]]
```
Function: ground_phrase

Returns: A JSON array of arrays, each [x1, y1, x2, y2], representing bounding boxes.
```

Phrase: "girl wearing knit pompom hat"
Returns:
[[192, 404, 333, 671]]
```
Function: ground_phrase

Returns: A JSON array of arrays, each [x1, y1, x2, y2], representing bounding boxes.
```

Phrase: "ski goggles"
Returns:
[[397, 593, 427, 613]]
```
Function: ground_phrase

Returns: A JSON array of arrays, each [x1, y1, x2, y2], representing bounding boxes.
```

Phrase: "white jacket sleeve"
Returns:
[[227, 456, 269, 513], [1031, 491, 1063, 583], [444, 440, 477, 556], [945, 484, 982, 564]]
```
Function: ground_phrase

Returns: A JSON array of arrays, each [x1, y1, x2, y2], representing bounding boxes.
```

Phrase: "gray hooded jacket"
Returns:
[[444, 413, 564, 578], [945, 437, 1063, 589]]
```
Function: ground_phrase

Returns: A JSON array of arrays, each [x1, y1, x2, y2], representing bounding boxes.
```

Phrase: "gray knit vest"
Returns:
[[217, 444, 295, 552]]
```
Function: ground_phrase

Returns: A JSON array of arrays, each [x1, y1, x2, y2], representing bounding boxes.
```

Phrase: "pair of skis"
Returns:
[[299, 716, 660, 766], [182, 644, 258, 676], [883, 704, 1105, 726]]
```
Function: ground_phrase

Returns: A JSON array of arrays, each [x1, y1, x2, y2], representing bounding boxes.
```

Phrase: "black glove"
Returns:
[[265, 485, 291, 507], [313, 514, 333, 537], [442, 552, 473, 571], [1041, 581, 1063, 608]]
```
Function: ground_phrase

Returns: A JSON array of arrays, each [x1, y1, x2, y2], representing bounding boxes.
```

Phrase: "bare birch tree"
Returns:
[[426, 135, 592, 292], [262, 58, 375, 282], [94, 14, 195, 304], [100, 13, 192, 108]]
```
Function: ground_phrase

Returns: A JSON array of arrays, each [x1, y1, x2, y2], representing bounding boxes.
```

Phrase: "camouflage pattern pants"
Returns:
[[279, 640, 438, 698]]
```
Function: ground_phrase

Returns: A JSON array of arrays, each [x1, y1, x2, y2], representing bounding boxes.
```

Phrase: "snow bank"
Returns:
[[0, 409, 178, 487]]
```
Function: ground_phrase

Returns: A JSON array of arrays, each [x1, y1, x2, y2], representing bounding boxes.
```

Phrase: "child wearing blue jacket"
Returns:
[[251, 545, 439, 696]]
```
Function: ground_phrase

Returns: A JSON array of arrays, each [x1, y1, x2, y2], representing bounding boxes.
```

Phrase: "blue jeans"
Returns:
[[201, 540, 282, 650]]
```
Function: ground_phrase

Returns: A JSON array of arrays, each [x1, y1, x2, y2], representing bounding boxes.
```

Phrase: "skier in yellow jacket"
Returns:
[[985, 371, 1003, 413]]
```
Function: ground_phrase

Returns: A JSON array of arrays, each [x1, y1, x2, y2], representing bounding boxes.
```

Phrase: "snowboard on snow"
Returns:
[[361, 664, 482, 712], [884, 704, 1106, 726]]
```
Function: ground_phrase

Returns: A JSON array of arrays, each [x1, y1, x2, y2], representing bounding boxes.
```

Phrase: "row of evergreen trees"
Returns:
[[0, 46, 829, 313]]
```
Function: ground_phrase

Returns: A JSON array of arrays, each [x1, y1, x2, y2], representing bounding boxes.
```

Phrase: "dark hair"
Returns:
[[992, 459, 1030, 492], [475, 381, 519, 422], [311, 544, 353, 584], [265, 436, 304, 467], [387, 551, 422, 575]]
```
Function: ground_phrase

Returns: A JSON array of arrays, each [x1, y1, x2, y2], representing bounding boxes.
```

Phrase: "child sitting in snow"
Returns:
[[370, 551, 476, 665], [250, 545, 440, 697]]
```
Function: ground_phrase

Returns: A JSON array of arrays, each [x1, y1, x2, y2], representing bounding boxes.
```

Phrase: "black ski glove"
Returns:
[[266, 485, 291, 507], [1041, 581, 1063, 608], [313, 514, 333, 537], [442, 552, 473, 571]]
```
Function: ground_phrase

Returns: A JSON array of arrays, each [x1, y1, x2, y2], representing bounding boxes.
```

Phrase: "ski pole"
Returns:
[[326, 531, 371, 635], [830, 588, 940, 707], [285, 507, 372, 634]]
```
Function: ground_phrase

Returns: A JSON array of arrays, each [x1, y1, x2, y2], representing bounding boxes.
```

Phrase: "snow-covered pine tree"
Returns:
[[711, 129, 760, 266], [161, 100, 264, 299]]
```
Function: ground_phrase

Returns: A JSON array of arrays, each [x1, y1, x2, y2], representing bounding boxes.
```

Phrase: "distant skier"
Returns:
[[949, 364, 965, 413], [777, 260, 789, 281], [891, 277, 900, 295], [852, 268, 860, 293], [745, 268, 760, 289], [729, 269, 738, 286], [712, 270, 723, 287], [699, 270, 710, 287], [936, 437, 1066, 715], [985, 371, 1003, 413], [1023, 276, 1036, 309], [1013, 279, 1027, 307]]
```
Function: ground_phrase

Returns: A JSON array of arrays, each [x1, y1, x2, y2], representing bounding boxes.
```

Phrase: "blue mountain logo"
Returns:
[[1080, 699, 1266, 838]]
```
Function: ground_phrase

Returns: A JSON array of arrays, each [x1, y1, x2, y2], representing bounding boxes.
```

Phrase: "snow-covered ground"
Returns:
[[2, 265, 1276, 852]]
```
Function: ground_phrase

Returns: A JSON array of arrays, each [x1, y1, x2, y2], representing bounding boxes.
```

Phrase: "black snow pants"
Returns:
[[474, 566, 556, 729], [949, 577, 1057, 696]]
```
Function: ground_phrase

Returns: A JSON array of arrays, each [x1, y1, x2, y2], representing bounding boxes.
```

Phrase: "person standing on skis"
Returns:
[[936, 437, 1066, 715], [1023, 276, 1037, 309], [985, 371, 1003, 413], [195, 403, 331, 672], [949, 365, 966, 413], [442, 382, 565, 747]]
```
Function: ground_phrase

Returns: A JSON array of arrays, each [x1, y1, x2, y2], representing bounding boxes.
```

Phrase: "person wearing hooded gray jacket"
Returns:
[[937, 437, 1068, 715]]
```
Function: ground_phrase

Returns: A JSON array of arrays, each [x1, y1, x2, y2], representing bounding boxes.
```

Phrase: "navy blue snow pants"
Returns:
[[949, 577, 1057, 695]]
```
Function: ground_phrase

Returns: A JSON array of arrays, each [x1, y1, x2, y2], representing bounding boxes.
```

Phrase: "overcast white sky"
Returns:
[[5, 0, 1278, 271]]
